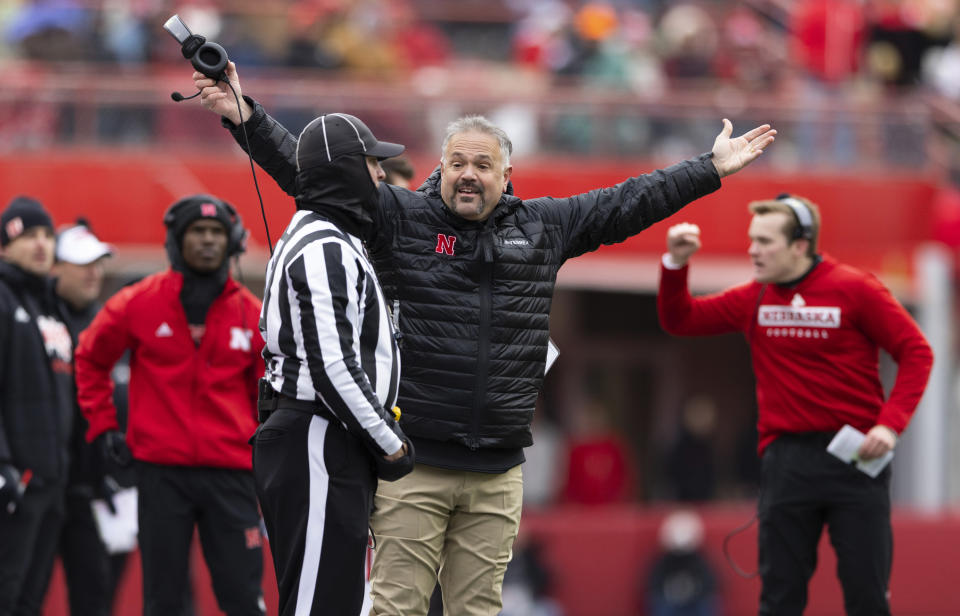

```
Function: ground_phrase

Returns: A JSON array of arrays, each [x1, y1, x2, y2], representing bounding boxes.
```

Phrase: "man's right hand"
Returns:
[[193, 61, 253, 125], [666, 222, 702, 267], [384, 441, 408, 462], [96, 430, 133, 468], [376, 438, 415, 482]]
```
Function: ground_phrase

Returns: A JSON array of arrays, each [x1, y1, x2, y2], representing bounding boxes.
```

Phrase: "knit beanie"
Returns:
[[1, 196, 54, 247]]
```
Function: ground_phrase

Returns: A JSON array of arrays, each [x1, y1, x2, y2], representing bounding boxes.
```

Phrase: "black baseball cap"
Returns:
[[296, 113, 405, 171]]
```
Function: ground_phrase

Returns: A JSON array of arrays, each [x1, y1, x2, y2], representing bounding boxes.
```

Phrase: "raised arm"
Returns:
[[193, 62, 300, 196], [657, 223, 755, 336], [536, 120, 775, 260]]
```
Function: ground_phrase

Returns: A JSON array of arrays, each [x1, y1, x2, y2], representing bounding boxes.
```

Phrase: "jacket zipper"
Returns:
[[469, 229, 494, 450]]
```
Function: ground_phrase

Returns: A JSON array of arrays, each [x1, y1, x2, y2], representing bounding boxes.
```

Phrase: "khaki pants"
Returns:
[[369, 464, 523, 616]]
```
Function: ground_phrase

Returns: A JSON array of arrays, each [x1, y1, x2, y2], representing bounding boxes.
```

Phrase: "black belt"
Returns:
[[259, 392, 337, 423]]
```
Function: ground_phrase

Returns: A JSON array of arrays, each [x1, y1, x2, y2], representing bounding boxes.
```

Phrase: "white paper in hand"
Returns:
[[826, 425, 894, 478], [91, 487, 139, 554]]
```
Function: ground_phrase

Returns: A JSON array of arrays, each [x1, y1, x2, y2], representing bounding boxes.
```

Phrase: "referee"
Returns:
[[253, 113, 415, 616]]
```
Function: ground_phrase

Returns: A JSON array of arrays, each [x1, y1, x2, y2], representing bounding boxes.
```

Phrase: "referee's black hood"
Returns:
[[294, 113, 405, 238]]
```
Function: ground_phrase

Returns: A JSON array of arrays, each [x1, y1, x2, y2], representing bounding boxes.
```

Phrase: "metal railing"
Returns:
[[0, 60, 952, 180]]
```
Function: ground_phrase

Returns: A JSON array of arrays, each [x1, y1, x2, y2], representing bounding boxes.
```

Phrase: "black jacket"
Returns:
[[227, 99, 721, 471], [60, 299, 104, 491], [0, 261, 74, 481]]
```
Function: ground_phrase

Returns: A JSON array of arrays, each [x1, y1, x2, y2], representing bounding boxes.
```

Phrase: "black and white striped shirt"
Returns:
[[261, 210, 402, 456]]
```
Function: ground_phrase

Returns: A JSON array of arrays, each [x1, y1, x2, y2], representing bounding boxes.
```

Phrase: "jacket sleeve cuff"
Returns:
[[220, 95, 266, 134]]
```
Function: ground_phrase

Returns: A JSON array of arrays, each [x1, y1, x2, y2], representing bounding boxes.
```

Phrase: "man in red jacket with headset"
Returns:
[[657, 194, 933, 616], [75, 195, 266, 616]]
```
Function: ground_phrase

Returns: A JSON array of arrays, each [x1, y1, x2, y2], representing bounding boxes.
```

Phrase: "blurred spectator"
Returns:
[[789, 0, 866, 84], [665, 395, 717, 502], [381, 154, 416, 188], [658, 3, 719, 82], [561, 398, 635, 505], [866, 0, 954, 87], [644, 510, 719, 616], [522, 407, 567, 508], [501, 536, 564, 616], [5, 0, 93, 62]]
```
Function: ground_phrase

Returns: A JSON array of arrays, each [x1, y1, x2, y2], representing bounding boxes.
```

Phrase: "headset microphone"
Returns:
[[170, 91, 201, 103]]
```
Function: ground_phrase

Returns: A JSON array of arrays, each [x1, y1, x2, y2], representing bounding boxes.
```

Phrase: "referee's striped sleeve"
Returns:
[[287, 239, 401, 456]]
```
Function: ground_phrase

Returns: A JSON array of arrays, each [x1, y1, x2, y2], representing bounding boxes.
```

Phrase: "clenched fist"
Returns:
[[666, 223, 702, 267]]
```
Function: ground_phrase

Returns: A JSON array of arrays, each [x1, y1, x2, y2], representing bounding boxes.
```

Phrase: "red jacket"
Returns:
[[658, 256, 933, 455], [76, 270, 264, 470]]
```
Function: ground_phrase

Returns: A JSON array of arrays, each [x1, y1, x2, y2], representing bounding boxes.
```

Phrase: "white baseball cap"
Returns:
[[56, 224, 114, 265]]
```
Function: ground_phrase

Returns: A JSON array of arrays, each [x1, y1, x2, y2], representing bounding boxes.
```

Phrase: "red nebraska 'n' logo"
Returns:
[[201, 203, 218, 217], [435, 234, 456, 255]]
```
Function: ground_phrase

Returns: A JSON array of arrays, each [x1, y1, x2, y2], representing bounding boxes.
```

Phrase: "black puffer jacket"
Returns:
[[227, 99, 721, 469]]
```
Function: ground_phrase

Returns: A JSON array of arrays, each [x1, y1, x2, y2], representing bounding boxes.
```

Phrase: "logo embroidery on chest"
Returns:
[[757, 294, 841, 340], [36, 315, 72, 362], [229, 327, 253, 352], [435, 234, 457, 256], [155, 322, 174, 337]]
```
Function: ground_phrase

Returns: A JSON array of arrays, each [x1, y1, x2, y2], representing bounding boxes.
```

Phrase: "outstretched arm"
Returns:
[[711, 119, 776, 178]]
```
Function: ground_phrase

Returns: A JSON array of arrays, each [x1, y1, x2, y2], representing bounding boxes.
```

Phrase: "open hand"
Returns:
[[711, 119, 777, 178]]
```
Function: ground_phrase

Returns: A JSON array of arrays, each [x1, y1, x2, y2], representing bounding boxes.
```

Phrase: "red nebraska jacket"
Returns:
[[76, 270, 264, 470]]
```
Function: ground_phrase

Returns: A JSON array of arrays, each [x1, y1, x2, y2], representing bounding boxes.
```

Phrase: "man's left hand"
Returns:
[[857, 425, 898, 460], [711, 119, 777, 178]]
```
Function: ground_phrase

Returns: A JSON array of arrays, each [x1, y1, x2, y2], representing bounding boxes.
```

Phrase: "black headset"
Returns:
[[776, 193, 814, 240], [163, 195, 248, 258]]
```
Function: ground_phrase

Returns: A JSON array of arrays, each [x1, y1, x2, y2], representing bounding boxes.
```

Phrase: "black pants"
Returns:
[[0, 481, 65, 616], [58, 491, 113, 616], [136, 463, 265, 616], [253, 408, 376, 616], [758, 433, 892, 616]]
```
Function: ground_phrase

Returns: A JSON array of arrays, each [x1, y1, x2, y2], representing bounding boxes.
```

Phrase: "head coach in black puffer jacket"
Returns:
[[194, 61, 775, 616]]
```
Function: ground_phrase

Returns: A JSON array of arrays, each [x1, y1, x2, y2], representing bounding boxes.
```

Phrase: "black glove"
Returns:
[[374, 416, 416, 482], [0, 463, 23, 514], [96, 430, 132, 468]]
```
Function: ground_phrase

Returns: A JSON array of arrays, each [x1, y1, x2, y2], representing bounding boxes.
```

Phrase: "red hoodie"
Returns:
[[658, 256, 933, 455], [76, 270, 264, 470]]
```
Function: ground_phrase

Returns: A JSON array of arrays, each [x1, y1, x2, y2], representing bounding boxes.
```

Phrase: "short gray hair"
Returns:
[[441, 115, 513, 167]]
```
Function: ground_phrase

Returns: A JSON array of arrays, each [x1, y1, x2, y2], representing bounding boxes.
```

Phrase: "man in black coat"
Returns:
[[193, 62, 775, 615], [0, 196, 74, 616]]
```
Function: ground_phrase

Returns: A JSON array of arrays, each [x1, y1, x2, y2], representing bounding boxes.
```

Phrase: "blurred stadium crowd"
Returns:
[[1, 0, 958, 90], [1, 0, 959, 175]]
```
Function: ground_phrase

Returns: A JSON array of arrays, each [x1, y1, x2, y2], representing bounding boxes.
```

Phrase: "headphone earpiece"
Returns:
[[223, 203, 247, 257], [776, 194, 813, 241]]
